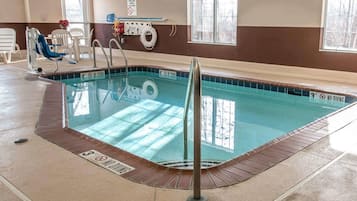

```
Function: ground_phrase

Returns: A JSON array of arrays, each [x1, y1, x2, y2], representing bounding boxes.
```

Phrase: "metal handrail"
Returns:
[[108, 38, 129, 103], [183, 65, 194, 160], [183, 58, 204, 200], [92, 39, 110, 74], [109, 38, 128, 74]]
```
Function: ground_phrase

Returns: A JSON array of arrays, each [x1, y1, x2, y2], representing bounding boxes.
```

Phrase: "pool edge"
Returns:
[[35, 67, 357, 190]]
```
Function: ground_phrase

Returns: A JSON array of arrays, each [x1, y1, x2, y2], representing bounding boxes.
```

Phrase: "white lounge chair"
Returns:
[[50, 29, 74, 58], [70, 28, 94, 59], [0, 28, 18, 63]]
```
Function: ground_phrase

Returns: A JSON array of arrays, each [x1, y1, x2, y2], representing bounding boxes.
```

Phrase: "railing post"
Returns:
[[183, 66, 194, 161], [187, 58, 207, 201]]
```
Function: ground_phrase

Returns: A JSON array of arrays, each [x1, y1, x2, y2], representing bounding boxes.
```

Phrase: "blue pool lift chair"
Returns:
[[27, 27, 76, 74], [35, 34, 68, 73]]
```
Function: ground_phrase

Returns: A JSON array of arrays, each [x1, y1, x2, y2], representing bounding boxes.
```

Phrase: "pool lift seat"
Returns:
[[36, 34, 67, 73], [26, 27, 76, 74]]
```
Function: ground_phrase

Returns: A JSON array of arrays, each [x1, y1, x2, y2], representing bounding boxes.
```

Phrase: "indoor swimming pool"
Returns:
[[60, 68, 350, 168]]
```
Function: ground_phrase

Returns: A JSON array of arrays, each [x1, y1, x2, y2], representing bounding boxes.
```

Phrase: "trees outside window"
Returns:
[[191, 0, 237, 45], [324, 0, 357, 52]]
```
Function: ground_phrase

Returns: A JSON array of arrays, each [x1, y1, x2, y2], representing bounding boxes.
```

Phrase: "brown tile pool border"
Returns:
[[35, 69, 357, 190]]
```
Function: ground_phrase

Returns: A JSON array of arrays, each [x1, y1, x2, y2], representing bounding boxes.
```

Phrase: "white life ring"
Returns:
[[142, 80, 158, 99], [140, 26, 157, 51]]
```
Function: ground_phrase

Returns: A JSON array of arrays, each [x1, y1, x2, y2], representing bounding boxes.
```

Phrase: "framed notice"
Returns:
[[127, 0, 137, 16]]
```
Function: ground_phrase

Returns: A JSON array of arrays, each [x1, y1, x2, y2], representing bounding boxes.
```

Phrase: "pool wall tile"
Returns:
[[43, 65, 356, 104]]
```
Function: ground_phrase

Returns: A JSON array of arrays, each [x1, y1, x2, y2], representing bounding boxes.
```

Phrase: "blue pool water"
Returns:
[[62, 71, 348, 165]]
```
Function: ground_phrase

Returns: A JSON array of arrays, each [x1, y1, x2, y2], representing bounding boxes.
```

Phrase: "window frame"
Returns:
[[61, 0, 91, 38], [321, 0, 357, 53], [189, 0, 238, 46]]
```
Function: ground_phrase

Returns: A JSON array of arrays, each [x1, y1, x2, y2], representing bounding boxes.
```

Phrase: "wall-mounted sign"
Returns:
[[127, 0, 137, 16]]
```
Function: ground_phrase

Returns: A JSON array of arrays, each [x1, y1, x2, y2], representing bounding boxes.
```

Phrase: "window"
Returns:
[[323, 0, 357, 52], [191, 0, 238, 45], [62, 0, 90, 38]]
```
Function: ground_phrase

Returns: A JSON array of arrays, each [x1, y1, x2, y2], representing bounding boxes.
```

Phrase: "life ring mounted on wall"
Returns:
[[140, 26, 157, 51]]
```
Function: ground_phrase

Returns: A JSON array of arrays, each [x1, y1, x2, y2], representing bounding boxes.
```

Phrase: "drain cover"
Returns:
[[79, 150, 135, 175]]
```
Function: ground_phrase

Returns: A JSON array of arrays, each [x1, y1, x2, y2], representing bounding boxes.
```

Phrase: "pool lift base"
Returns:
[[187, 195, 207, 201]]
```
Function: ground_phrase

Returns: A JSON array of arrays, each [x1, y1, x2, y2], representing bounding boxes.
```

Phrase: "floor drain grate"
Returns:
[[79, 150, 135, 175], [158, 160, 222, 169]]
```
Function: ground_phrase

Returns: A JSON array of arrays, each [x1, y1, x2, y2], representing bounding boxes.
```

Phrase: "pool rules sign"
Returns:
[[127, 0, 137, 16]]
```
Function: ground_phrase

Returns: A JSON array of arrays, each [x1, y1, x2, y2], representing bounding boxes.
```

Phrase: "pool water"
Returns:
[[63, 71, 347, 165]]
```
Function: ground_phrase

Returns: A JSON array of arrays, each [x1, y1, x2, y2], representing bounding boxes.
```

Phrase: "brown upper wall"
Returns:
[[94, 23, 357, 73]]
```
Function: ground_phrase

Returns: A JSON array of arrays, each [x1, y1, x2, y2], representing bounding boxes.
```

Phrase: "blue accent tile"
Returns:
[[271, 85, 277, 92], [302, 90, 309, 97], [287, 88, 302, 96], [345, 96, 356, 103], [258, 83, 264, 89], [294, 89, 302, 96], [228, 79, 233, 85], [54, 75, 60, 80], [264, 84, 270, 91], [74, 73, 80, 78], [233, 79, 238, 85], [238, 80, 244, 86], [251, 82, 257, 88], [278, 87, 285, 93], [244, 81, 250, 87], [68, 74, 73, 79], [211, 76, 216, 82]]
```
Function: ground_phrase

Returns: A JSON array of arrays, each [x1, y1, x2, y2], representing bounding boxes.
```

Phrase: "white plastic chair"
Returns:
[[70, 28, 94, 59], [0, 28, 18, 63], [50, 29, 74, 57]]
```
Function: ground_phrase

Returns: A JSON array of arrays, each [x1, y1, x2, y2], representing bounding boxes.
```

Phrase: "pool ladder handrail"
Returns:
[[183, 58, 203, 200], [109, 38, 128, 75], [92, 39, 111, 77], [108, 38, 129, 103]]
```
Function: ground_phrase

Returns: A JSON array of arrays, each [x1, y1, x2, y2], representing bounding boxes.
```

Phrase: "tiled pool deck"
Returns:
[[1, 53, 357, 201]]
